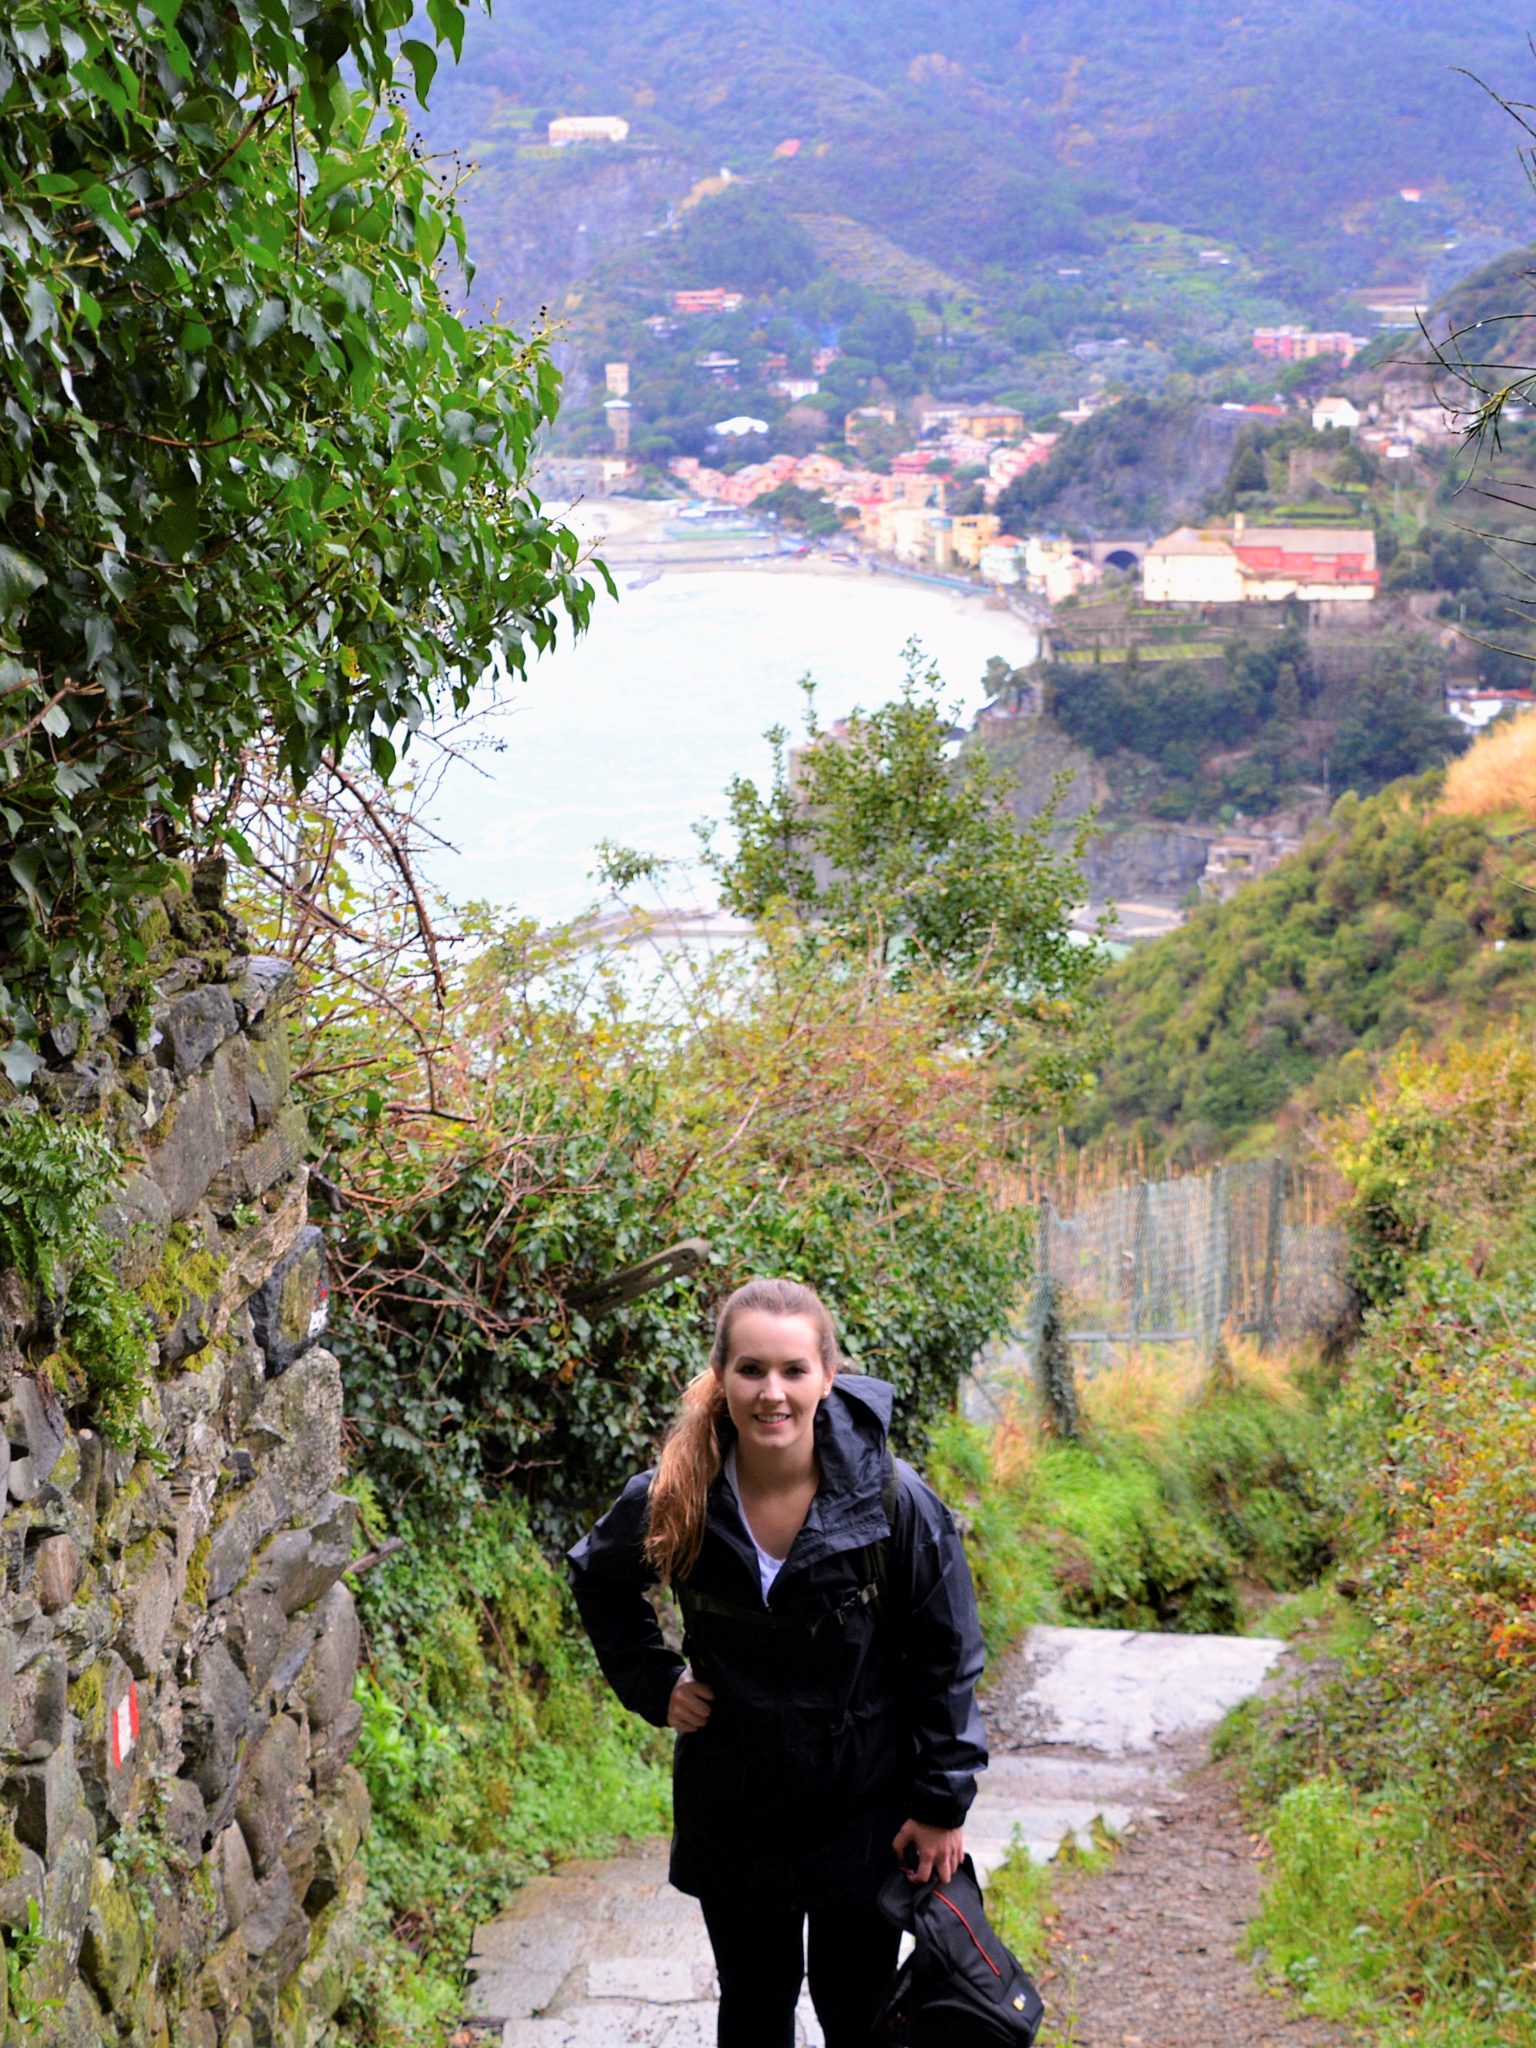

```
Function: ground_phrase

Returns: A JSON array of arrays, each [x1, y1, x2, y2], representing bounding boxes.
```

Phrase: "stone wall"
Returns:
[[0, 871, 368, 2046]]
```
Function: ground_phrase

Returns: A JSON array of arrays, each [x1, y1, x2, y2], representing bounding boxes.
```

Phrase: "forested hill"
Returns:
[[423, 0, 1527, 325]]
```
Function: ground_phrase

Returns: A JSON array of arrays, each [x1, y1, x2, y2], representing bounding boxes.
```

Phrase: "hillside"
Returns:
[[422, 0, 1528, 343], [1068, 723, 1536, 1161]]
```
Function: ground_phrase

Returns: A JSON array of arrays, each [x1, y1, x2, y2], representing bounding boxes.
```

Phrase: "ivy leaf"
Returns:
[[7, 848, 49, 919], [0, 546, 47, 613], [0, 1042, 42, 1089], [334, 264, 372, 315], [22, 278, 57, 345], [425, 0, 465, 61], [399, 38, 437, 105], [249, 298, 287, 348]]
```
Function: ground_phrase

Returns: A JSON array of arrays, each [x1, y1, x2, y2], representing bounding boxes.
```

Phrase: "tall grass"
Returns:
[[931, 1336, 1332, 1653], [1440, 707, 1536, 825]]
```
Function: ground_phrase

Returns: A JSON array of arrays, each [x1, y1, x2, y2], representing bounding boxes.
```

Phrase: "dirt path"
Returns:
[[1033, 1744, 1344, 2048], [460, 1627, 1327, 2046]]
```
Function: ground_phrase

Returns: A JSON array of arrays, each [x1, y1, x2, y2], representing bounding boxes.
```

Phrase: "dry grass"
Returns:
[[987, 1390, 1044, 1488], [1080, 1343, 1202, 1441], [1220, 1330, 1315, 1409], [1077, 1330, 1315, 1441], [1441, 709, 1536, 826]]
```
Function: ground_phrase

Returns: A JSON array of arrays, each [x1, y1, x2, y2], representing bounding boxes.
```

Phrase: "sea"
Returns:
[[417, 560, 1039, 925]]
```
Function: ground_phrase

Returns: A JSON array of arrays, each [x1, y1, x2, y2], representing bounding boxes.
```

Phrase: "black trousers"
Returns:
[[700, 1888, 901, 2048]]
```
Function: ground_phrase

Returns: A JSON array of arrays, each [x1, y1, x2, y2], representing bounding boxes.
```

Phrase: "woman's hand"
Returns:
[[667, 1669, 715, 1733], [892, 1819, 965, 1886]]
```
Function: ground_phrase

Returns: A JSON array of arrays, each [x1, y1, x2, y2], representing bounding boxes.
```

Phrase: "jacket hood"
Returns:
[[714, 1371, 895, 1563], [828, 1372, 894, 1434]]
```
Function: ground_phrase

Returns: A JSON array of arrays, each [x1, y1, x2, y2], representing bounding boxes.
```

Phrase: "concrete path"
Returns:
[[461, 1626, 1284, 2047]]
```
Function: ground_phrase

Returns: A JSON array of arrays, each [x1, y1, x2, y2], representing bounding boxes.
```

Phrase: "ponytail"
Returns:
[[644, 1369, 727, 1585], [644, 1276, 840, 1586]]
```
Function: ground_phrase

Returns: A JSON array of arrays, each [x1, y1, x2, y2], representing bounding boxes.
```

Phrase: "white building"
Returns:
[[1445, 688, 1536, 729], [1024, 536, 1101, 605], [549, 116, 630, 144], [979, 539, 1025, 586], [1311, 396, 1361, 434]]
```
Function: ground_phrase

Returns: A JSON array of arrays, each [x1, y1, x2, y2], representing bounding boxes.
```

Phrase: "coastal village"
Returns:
[[532, 282, 1536, 949], [555, 289, 1470, 615]]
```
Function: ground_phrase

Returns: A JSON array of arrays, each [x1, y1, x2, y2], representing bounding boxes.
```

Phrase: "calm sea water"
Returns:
[[418, 566, 1038, 922]]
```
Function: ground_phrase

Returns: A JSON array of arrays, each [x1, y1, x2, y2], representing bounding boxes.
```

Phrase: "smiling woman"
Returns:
[[568, 1275, 988, 2048]]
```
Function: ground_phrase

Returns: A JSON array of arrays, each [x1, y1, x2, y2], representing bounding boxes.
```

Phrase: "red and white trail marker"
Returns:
[[110, 1682, 140, 1769]]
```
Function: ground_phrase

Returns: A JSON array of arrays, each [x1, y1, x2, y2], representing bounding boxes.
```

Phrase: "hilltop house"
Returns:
[[1143, 518, 1377, 604], [548, 116, 629, 144], [918, 404, 1027, 441], [674, 288, 744, 314]]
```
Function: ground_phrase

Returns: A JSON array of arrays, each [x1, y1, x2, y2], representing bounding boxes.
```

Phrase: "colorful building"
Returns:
[[1143, 519, 1378, 604], [673, 288, 744, 314], [1252, 325, 1369, 364]]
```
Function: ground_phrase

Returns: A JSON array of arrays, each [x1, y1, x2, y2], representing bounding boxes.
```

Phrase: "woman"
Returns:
[[568, 1276, 988, 2048]]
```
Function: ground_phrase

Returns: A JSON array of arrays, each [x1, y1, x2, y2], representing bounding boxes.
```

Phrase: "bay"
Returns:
[[418, 555, 1038, 923]]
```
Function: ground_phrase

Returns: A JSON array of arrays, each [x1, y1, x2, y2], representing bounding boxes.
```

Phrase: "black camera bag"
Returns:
[[868, 1854, 1045, 2047]]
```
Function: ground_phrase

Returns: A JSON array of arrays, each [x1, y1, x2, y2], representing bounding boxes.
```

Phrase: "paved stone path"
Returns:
[[461, 1626, 1285, 2047]]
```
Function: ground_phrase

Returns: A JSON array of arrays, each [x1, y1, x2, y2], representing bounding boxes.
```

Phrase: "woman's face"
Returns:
[[718, 1309, 833, 1466]]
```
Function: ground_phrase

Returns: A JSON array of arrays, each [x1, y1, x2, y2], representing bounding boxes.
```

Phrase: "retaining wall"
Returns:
[[0, 868, 366, 2046]]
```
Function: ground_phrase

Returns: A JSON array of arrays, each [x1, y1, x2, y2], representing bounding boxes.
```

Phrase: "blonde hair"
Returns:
[[644, 1278, 839, 1585]]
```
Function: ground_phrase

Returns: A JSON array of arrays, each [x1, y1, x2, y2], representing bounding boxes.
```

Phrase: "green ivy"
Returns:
[[0, 1106, 152, 1441], [0, 0, 608, 1060]]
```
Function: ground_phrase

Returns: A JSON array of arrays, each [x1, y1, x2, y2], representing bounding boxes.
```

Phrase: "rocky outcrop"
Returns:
[[0, 873, 366, 2047]]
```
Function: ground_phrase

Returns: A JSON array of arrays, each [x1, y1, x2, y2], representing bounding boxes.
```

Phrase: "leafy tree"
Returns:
[[674, 185, 817, 294], [1224, 436, 1271, 497], [1330, 648, 1468, 794], [702, 653, 1103, 1098], [0, 0, 602, 1064]]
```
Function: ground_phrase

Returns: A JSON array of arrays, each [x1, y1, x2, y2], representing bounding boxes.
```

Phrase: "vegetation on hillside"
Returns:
[[1223, 1032, 1536, 2044], [1069, 734, 1536, 1162], [424, 0, 1524, 333]]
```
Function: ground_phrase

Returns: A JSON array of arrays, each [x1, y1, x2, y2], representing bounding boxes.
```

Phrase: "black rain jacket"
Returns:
[[567, 1375, 988, 1904]]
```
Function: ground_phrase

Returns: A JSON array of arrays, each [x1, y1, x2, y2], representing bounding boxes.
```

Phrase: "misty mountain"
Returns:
[[418, 0, 1530, 327]]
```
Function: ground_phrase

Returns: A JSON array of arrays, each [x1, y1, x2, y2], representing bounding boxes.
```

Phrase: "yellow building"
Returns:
[[861, 502, 934, 561], [949, 513, 1001, 567], [957, 408, 1027, 440]]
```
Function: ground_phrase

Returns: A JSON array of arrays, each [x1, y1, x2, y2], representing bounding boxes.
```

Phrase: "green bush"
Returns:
[[0, 0, 600, 1056], [1228, 1034, 1536, 2046], [1249, 1776, 1536, 2043], [1072, 775, 1535, 1162], [925, 1373, 1333, 1654]]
